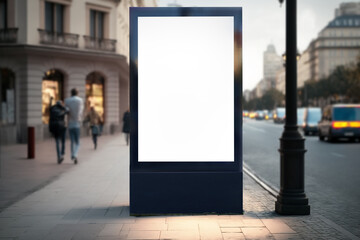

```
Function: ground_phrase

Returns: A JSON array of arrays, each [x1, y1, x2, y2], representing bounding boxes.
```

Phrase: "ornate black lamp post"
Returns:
[[275, 0, 310, 215]]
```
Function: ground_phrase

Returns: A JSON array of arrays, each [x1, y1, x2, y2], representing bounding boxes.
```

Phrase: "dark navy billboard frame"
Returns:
[[130, 7, 243, 215]]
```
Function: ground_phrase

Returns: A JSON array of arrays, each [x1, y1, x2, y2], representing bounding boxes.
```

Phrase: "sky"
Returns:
[[156, 0, 348, 91]]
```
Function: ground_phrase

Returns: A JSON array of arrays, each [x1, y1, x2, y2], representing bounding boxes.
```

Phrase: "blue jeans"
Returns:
[[69, 127, 80, 158], [92, 134, 98, 147], [55, 130, 66, 160]]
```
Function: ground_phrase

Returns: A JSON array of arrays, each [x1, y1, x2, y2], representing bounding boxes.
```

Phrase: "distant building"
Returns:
[[263, 44, 283, 90], [297, 2, 360, 85], [248, 44, 283, 98], [335, 2, 360, 17], [0, 0, 156, 144]]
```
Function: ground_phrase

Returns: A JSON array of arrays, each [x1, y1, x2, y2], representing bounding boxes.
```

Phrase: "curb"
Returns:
[[243, 163, 278, 198]]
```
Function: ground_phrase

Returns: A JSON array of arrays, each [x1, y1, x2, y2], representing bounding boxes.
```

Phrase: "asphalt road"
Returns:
[[243, 118, 360, 237]]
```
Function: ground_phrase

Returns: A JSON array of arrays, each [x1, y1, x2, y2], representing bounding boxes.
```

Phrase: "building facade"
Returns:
[[298, 2, 360, 84], [0, 0, 155, 144], [117, 0, 157, 62], [275, 70, 285, 95]]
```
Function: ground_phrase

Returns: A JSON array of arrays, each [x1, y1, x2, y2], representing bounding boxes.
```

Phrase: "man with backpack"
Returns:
[[49, 100, 68, 164]]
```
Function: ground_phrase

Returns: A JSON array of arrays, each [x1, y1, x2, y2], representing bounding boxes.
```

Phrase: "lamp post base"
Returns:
[[276, 127, 310, 215], [275, 194, 310, 215]]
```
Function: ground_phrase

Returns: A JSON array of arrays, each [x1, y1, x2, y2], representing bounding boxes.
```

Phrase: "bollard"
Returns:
[[28, 127, 35, 159]]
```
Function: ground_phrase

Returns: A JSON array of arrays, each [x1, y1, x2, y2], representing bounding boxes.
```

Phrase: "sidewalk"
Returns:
[[0, 134, 118, 212], [0, 134, 356, 240]]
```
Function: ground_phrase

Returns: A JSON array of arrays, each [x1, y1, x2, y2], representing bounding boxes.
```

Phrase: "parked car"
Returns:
[[255, 110, 265, 120], [300, 107, 322, 136], [266, 111, 273, 120], [318, 104, 360, 141], [249, 111, 256, 119], [273, 108, 285, 123], [243, 110, 249, 118]]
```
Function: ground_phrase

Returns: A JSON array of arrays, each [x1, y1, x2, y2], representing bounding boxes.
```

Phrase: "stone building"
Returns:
[[0, 0, 156, 144]]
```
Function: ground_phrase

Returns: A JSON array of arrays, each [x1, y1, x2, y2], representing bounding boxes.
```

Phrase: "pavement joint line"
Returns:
[[317, 215, 360, 240], [243, 163, 278, 198]]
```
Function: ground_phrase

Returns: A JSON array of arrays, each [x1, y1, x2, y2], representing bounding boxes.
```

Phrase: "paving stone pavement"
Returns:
[[0, 134, 118, 212], [0, 133, 358, 240]]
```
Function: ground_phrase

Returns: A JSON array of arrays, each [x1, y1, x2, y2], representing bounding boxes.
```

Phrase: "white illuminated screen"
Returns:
[[138, 16, 234, 162]]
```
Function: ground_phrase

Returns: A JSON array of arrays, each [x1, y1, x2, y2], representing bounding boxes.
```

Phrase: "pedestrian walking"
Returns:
[[84, 106, 103, 150], [49, 100, 68, 164], [122, 109, 130, 145], [64, 88, 83, 164]]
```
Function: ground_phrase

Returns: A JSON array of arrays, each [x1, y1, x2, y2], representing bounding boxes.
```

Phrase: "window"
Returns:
[[42, 69, 63, 124], [86, 72, 104, 121], [90, 10, 104, 38], [0, 68, 15, 125], [0, 0, 7, 29], [45, 1, 64, 33]]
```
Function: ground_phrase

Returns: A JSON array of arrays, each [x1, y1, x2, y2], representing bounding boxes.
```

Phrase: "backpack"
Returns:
[[49, 105, 66, 135]]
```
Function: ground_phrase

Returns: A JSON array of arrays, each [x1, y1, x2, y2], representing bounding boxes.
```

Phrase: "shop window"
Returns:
[[0, 68, 15, 125], [42, 69, 63, 124], [86, 72, 104, 121]]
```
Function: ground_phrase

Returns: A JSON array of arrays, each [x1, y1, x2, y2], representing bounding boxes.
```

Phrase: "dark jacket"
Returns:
[[49, 103, 68, 137], [122, 111, 131, 133]]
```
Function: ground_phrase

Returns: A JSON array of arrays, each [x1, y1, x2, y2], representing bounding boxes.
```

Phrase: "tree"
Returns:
[[346, 60, 360, 102], [243, 89, 284, 111]]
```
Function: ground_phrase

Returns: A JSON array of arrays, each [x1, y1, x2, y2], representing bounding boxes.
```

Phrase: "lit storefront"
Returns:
[[41, 69, 63, 124], [86, 72, 105, 121]]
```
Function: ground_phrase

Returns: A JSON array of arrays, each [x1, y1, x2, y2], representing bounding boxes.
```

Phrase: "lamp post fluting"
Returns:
[[275, 0, 310, 215]]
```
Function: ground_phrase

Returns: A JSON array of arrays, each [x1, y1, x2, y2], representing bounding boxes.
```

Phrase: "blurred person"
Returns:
[[65, 88, 84, 164], [122, 109, 130, 145], [84, 106, 103, 149], [49, 100, 68, 164]]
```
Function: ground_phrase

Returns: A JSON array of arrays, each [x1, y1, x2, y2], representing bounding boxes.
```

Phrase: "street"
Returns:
[[244, 118, 360, 237]]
